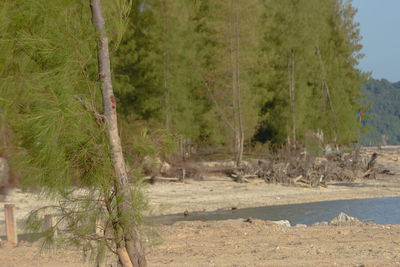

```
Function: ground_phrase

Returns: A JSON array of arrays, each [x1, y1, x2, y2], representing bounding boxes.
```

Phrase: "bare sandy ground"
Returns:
[[0, 147, 399, 266], [147, 220, 400, 267], [1, 220, 400, 267]]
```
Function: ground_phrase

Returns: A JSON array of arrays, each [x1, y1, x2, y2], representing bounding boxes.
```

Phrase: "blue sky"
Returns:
[[352, 0, 400, 82]]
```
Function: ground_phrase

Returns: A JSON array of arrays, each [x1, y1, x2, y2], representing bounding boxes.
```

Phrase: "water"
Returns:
[[363, 146, 399, 152], [154, 196, 400, 226]]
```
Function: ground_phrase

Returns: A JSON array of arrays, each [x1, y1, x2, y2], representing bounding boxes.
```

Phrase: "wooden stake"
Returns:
[[4, 204, 17, 244], [44, 214, 57, 237], [95, 218, 103, 235]]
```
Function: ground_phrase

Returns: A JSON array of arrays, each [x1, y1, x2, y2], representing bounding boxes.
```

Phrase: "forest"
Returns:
[[0, 0, 366, 171], [0, 0, 367, 266], [361, 78, 400, 146]]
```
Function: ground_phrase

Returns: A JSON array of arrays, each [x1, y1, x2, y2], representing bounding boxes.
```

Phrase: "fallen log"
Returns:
[[146, 176, 181, 184]]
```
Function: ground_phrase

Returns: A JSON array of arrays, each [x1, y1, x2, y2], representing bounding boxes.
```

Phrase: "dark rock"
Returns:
[[244, 217, 253, 223]]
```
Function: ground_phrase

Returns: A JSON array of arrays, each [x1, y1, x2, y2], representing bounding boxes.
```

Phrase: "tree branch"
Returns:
[[195, 69, 235, 132], [74, 94, 105, 126]]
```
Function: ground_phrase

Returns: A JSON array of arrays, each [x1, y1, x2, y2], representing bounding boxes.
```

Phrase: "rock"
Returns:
[[312, 221, 328, 226], [295, 224, 307, 228], [244, 217, 253, 223], [330, 212, 358, 224], [270, 220, 291, 227]]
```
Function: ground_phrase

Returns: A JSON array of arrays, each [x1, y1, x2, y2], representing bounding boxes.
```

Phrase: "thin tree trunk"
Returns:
[[291, 49, 295, 146], [229, 0, 240, 167], [89, 1, 147, 266], [316, 45, 338, 143], [162, 0, 170, 132], [287, 58, 290, 123], [0, 113, 6, 147], [235, 0, 244, 167], [323, 79, 338, 142], [288, 49, 296, 149], [196, 69, 235, 131]]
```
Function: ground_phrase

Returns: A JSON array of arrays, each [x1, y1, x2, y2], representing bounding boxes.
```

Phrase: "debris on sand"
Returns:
[[149, 146, 394, 189]]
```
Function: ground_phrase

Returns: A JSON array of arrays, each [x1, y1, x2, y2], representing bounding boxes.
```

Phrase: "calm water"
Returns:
[[155, 196, 400, 226]]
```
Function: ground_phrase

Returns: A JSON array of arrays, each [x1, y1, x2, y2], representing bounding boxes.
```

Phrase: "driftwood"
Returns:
[[367, 152, 378, 170], [362, 152, 378, 179], [146, 176, 181, 184], [214, 148, 379, 187], [150, 147, 392, 187]]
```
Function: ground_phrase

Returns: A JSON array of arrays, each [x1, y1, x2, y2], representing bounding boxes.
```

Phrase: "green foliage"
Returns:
[[111, 0, 367, 153], [0, 0, 148, 263], [112, 0, 163, 120], [0, 0, 111, 191], [361, 79, 400, 145], [1, 0, 369, 161], [253, 0, 366, 146], [1, 0, 369, 176], [119, 116, 178, 169]]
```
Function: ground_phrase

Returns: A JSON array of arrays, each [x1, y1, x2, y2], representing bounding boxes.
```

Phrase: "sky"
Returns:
[[352, 0, 400, 82]]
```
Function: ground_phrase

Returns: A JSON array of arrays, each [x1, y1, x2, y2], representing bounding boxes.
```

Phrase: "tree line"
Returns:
[[361, 78, 400, 146], [1, 0, 367, 169], [114, 0, 366, 162]]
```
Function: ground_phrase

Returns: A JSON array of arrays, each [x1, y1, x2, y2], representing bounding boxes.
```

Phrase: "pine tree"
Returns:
[[254, 0, 366, 147], [0, 0, 147, 265], [190, 0, 262, 162]]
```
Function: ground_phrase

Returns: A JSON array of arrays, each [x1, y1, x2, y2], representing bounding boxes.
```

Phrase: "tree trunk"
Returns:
[[234, 0, 244, 167], [162, 0, 170, 132], [89, 1, 147, 266], [316, 45, 338, 143], [229, 0, 240, 167], [288, 48, 296, 149]]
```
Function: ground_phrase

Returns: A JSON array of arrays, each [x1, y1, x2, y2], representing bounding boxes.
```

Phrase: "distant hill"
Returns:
[[361, 78, 400, 145]]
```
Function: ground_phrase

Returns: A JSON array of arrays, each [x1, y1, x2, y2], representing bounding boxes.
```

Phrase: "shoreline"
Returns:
[[146, 148, 400, 216], [146, 174, 400, 216]]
